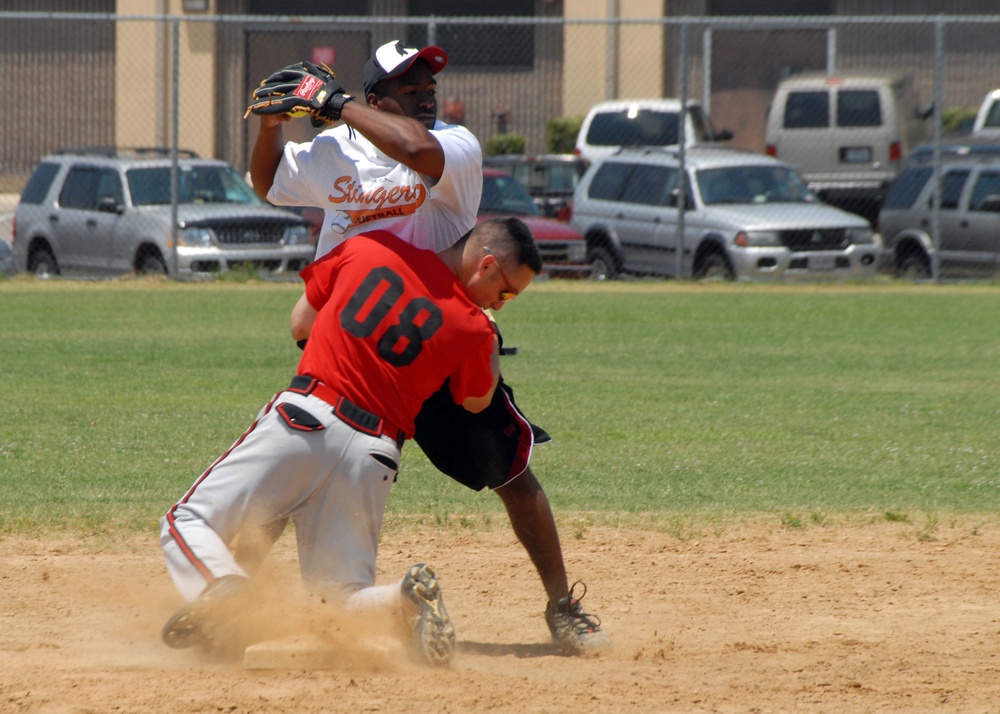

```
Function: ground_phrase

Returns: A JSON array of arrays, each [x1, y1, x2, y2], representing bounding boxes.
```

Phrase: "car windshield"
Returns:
[[480, 173, 541, 215], [543, 163, 583, 193], [126, 165, 263, 206], [587, 109, 679, 147], [696, 165, 813, 205]]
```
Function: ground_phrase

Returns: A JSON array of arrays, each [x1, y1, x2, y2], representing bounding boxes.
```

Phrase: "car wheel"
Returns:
[[28, 247, 58, 279], [588, 246, 619, 280], [696, 251, 735, 281], [897, 250, 931, 280], [137, 252, 168, 276]]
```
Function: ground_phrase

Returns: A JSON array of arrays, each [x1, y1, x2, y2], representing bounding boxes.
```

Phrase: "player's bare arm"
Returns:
[[341, 99, 445, 180], [248, 114, 289, 199], [290, 291, 318, 342]]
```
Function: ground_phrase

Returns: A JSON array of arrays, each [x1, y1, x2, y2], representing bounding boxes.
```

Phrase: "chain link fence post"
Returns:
[[930, 17, 945, 284], [676, 20, 689, 279], [170, 15, 180, 279]]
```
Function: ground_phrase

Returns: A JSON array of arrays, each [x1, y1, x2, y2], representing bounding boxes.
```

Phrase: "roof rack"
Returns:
[[52, 147, 200, 158]]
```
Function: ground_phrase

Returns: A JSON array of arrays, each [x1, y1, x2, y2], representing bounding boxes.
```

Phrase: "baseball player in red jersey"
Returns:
[[159, 218, 541, 666], [250, 39, 609, 658]]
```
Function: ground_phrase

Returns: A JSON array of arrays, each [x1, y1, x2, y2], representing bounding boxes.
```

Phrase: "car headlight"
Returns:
[[734, 230, 781, 247], [847, 227, 875, 245], [177, 227, 215, 247], [282, 224, 312, 246]]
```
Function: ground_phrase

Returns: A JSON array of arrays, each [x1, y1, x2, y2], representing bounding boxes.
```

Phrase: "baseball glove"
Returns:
[[244, 61, 354, 125]]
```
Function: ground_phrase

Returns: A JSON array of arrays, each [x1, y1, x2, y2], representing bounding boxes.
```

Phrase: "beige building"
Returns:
[[1, 1, 998, 188]]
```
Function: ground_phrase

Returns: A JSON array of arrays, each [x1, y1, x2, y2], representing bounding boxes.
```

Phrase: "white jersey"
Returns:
[[267, 120, 483, 257]]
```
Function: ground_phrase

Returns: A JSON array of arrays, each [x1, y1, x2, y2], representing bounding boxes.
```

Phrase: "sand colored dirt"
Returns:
[[2, 519, 1000, 712]]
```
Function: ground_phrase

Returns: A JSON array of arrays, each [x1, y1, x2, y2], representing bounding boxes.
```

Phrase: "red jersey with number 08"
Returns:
[[297, 230, 496, 438]]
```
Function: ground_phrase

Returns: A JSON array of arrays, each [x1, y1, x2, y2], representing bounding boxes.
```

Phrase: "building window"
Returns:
[[248, 0, 366, 14], [708, 0, 832, 15], [407, 1, 535, 69]]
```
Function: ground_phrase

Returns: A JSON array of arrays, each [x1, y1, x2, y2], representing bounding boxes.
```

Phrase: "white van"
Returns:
[[575, 99, 731, 164], [765, 73, 926, 224]]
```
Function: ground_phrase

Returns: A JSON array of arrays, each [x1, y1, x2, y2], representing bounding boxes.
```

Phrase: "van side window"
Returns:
[[588, 162, 632, 200], [969, 171, 1000, 211], [937, 170, 970, 210], [96, 170, 124, 206], [20, 162, 61, 205], [58, 167, 100, 210], [883, 167, 932, 209], [620, 165, 676, 206], [984, 100, 1000, 130], [837, 90, 881, 127], [784, 91, 829, 129]]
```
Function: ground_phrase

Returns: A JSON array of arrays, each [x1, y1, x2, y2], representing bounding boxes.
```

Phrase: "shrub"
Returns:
[[547, 116, 583, 154], [942, 106, 978, 135], [485, 133, 526, 156]]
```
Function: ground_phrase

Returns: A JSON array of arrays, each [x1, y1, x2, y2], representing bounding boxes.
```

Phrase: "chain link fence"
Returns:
[[2, 10, 999, 280]]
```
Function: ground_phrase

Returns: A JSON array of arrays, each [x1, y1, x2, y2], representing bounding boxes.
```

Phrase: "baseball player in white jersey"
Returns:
[[253, 42, 482, 255], [247, 40, 609, 656]]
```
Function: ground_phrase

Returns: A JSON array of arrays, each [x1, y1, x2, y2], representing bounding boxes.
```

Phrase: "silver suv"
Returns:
[[571, 146, 878, 281], [877, 158, 1000, 279], [12, 148, 315, 278]]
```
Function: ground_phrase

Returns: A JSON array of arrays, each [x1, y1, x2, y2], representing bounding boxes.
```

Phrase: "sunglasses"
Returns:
[[483, 247, 518, 302]]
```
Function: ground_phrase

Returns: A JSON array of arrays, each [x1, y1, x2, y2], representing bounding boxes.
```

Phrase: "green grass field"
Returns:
[[1, 278, 998, 536]]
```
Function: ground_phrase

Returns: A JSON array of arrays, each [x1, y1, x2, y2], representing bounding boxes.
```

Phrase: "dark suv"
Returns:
[[878, 159, 1000, 279], [12, 148, 314, 278]]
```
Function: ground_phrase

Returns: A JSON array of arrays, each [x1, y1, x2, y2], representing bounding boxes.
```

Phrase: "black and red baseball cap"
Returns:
[[362, 40, 448, 96]]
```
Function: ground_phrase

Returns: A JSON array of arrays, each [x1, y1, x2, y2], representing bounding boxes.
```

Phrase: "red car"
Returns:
[[479, 167, 591, 277]]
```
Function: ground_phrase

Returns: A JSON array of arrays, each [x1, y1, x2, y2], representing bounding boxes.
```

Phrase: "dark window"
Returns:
[[984, 100, 1000, 130], [408, 1, 534, 69], [587, 110, 680, 148], [127, 166, 262, 206], [882, 167, 932, 210], [128, 168, 173, 206], [544, 164, 583, 194], [784, 91, 829, 129], [708, 0, 831, 14], [20, 162, 61, 204], [95, 170, 123, 206], [939, 169, 970, 210], [58, 167, 100, 210], [621, 165, 675, 206], [479, 174, 538, 215], [247, 0, 366, 13], [968, 171, 1000, 211], [837, 90, 881, 128], [588, 162, 633, 201]]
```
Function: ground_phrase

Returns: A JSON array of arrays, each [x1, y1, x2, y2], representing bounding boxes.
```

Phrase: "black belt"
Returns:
[[288, 375, 405, 449]]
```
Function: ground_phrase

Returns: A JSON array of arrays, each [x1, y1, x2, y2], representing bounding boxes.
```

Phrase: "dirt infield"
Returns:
[[2, 519, 1000, 712]]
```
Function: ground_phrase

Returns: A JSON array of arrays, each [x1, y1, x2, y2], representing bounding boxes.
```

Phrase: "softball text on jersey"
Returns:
[[327, 176, 427, 227]]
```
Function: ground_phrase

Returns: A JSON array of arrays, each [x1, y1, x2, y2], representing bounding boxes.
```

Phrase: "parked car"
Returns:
[[765, 73, 927, 225], [971, 88, 1000, 137], [877, 158, 1000, 279], [479, 167, 590, 276], [481, 154, 588, 221], [12, 148, 315, 278], [0, 240, 15, 277], [904, 137, 1000, 168], [570, 146, 878, 281], [574, 99, 732, 164]]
